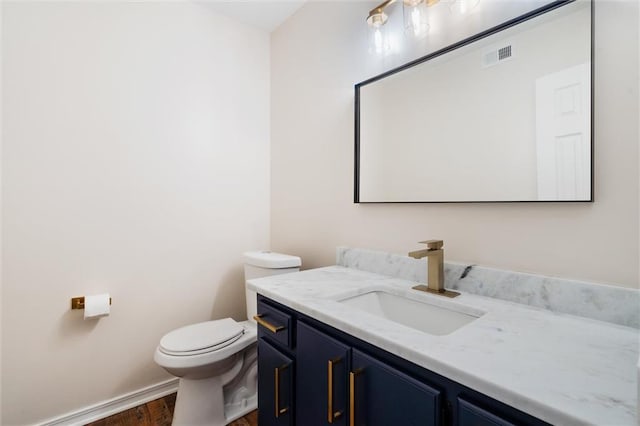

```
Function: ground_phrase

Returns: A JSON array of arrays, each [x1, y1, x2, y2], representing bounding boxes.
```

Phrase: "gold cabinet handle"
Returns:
[[275, 364, 289, 418], [349, 369, 362, 426], [254, 314, 284, 333], [328, 358, 343, 423]]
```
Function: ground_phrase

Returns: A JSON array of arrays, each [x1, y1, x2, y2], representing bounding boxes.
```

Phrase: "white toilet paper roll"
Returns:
[[84, 293, 110, 320]]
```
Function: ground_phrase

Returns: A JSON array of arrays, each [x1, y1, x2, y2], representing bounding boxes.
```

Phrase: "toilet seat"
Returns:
[[159, 318, 244, 356], [154, 321, 257, 373]]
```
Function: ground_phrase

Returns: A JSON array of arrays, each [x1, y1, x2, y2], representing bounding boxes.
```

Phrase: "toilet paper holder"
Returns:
[[71, 296, 112, 310]]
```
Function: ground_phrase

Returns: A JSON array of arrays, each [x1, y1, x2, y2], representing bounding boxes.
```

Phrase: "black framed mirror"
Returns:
[[355, 0, 593, 203]]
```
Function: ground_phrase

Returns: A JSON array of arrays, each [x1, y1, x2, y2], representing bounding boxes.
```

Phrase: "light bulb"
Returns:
[[403, 0, 429, 39], [374, 28, 383, 54], [450, 0, 480, 15], [369, 24, 391, 55], [411, 8, 421, 36]]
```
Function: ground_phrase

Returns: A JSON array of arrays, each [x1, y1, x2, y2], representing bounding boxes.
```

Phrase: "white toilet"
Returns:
[[154, 251, 301, 426]]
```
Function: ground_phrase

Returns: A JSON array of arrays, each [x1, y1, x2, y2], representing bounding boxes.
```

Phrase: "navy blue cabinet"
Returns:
[[296, 321, 441, 426], [296, 321, 351, 426], [458, 397, 517, 426], [351, 348, 442, 426], [256, 295, 549, 426], [257, 338, 294, 426]]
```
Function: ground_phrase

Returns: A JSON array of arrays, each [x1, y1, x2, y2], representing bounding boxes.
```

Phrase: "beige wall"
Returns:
[[0, 0, 637, 424], [0, 1, 3, 420], [271, 0, 639, 288], [2, 2, 270, 424]]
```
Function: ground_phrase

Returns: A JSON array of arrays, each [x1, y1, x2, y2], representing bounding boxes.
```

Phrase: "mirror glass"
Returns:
[[355, 0, 592, 203]]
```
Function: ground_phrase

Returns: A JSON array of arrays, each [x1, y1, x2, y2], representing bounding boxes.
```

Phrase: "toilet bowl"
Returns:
[[154, 251, 301, 426]]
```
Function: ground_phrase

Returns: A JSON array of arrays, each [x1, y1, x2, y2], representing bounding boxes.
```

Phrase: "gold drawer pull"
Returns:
[[328, 358, 343, 423], [349, 369, 362, 426], [275, 364, 289, 418], [254, 314, 284, 333]]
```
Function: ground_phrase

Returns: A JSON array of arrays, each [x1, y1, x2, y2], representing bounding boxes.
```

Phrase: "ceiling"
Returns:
[[198, 0, 307, 32]]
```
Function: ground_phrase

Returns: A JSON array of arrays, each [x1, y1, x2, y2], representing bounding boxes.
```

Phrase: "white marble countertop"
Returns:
[[247, 266, 639, 426]]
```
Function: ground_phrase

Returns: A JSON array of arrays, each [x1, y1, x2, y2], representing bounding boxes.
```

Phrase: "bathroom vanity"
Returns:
[[248, 248, 639, 426], [255, 295, 549, 426]]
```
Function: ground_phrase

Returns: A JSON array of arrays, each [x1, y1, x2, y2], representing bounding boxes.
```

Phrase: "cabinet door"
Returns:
[[351, 349, 442, 426], [296, 321, 351, 426], [457, 396, 549, 426], [458, 398, 517, 426], [258, 338, 294, 426]]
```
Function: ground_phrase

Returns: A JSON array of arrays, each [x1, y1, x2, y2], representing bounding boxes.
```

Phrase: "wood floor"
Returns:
[[84, 393, 258, 426]]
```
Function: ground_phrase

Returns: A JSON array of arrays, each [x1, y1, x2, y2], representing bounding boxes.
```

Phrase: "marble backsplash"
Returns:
[[337, 247, 640, 329]]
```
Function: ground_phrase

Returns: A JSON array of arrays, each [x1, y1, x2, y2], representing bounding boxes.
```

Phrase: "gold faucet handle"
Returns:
[[418, 240, 443, 250]]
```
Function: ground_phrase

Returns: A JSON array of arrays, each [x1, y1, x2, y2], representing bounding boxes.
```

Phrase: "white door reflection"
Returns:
[[535, 63, 591, 200]]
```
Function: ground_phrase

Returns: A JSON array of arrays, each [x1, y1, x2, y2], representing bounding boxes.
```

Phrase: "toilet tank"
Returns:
[[244, 251, 301, 323]]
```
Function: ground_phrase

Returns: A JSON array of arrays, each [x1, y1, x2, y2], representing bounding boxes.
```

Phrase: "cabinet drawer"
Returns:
[[256, 300, 293, 349], [458, 397, 516, 426]]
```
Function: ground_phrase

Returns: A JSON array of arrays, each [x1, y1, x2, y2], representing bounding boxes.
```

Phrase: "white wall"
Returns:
[[271, 0, 639, 288], [2, 2, 270, 424]]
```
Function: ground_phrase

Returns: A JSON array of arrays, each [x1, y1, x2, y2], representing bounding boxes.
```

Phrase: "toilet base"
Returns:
[[172, 375, 226, 426], [171, 376, 258, 426], [224, 393, 258, 424], [171, 347, 258, 426]]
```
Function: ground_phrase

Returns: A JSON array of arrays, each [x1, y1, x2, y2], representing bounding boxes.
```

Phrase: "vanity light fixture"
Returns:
[[367, 0, 393, 54], [367, 0, 437, 41], [367, 0, 480, 53]]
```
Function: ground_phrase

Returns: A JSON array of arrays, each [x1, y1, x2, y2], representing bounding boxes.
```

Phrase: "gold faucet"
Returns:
[[408, 240, 460, 298]]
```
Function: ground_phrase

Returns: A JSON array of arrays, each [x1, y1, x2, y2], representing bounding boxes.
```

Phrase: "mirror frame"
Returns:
[[354, 0, 593, 204]]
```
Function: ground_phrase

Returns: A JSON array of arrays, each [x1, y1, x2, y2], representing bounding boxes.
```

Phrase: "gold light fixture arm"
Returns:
[[367, 0, 440, 26], [367, 0, 396, 27], [369, 0, 396, 16]]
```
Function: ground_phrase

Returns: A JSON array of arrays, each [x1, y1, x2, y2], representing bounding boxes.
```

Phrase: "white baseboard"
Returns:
[[39, 378, 179, 426]]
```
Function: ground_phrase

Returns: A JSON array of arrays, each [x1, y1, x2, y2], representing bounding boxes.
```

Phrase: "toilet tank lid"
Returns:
[[244, 251, 301, 269]]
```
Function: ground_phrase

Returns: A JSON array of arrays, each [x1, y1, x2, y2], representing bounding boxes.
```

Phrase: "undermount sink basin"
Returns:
[[339, 290, 482, 336]]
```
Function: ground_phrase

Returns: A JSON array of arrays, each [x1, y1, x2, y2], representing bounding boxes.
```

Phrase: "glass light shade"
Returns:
[[449, 0, 480, 15], [369, 24, 391, 55], [403, 0, 429, 39]]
